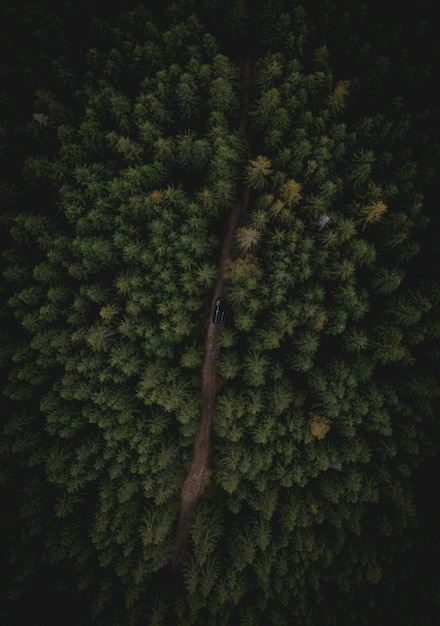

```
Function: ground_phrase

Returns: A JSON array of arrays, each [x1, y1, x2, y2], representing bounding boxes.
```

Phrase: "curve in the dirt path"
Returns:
[[171, 56, 255, 572]]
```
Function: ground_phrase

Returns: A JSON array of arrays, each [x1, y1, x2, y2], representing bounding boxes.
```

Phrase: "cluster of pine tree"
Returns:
[[1, 1, 439, 625]]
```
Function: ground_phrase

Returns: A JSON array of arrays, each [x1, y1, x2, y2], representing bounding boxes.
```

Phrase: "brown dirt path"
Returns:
[[171, 56, 255, 571]]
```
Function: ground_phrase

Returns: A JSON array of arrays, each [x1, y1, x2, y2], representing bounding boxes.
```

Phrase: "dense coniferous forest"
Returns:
[[1, 1, 439, 624]]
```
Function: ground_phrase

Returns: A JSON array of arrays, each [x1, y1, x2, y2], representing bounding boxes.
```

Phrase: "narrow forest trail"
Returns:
[[171, 56, 255, 571]]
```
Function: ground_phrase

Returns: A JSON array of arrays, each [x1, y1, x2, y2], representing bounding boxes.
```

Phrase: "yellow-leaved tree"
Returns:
[[244, 155, 272, 189], [308, 413, 332, 439], [360, 200, 387, 227]]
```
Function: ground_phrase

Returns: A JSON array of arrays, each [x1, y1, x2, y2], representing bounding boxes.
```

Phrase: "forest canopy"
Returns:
[[1, 1, 439, 625]]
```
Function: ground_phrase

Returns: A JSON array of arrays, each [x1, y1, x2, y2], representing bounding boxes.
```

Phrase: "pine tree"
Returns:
[[346, 149, 375, 190], [235, 226, 261, 252], [360, 200, 387, 228], [327, 79, 350, 113], [244, 155, 272, 189]]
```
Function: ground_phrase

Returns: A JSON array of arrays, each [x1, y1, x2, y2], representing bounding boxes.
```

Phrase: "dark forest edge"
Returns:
[[1, 1, 439, 625]]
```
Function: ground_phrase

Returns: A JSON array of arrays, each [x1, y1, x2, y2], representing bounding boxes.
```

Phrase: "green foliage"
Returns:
[[1, 1, 439, 625]]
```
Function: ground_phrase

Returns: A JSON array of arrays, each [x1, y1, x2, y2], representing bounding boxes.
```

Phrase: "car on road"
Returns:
[[213, 297, 226, 324]]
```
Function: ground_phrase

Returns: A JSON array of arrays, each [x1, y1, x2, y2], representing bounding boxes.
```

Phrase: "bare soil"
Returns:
[[171, 57, 255, 571]]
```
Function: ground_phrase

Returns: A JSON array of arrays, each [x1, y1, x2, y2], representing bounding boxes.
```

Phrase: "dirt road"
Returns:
[[171, 56, 255, 571]]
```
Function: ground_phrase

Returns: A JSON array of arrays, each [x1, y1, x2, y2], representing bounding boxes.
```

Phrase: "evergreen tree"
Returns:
[[1, 1, 439, 625]]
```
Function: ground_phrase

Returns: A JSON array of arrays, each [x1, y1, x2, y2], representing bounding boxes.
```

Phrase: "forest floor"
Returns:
[[171, 56, 255, 571]]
